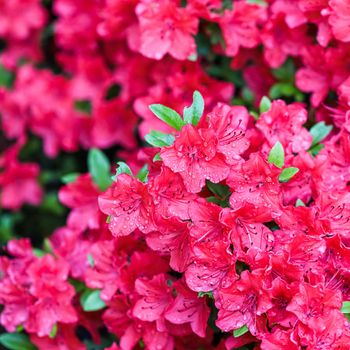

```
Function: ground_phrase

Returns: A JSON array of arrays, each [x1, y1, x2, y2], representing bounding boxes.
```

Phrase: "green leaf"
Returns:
[[295, 199, 306, 207], [111, 161, 132, 181], [0, 333, 37, 350], [233, 325, 249, 338], [149, 104, 185, 131], [206, 196, 229, 208], [206, 181, 231, 199], [247, 0, 267, 5], [183, 91, 205, 126], [279, 167, 299, 183], [242, 87, 255, 104], [341, 301, 350, 314], [105, 83, 121, 100], [0, 65, 15, 89], [87, 254, 95, 267], [310, 122, 333, 147], [187, 53, 198, 62], [153, 153, 162, 162], [15, 325, 23, 333], [61, 172, 80, 184], [106, 215, 111, 224], [49, 324, 58, 339], [309, 143, 324, 156], [74, 100, 92, 115], [145, 130, 175, 147], [269, 83, 297, 99], [198, 291, 214, 299], [250, 111, 259, 120], [87, 149, 112, 191], [33, 248, 45, 257], [268, 142, 285, 169], [137, 165, 149, 183], [259, 96, 271, 113], [80, 289, 106, 312], [69, 279, 86, 294]]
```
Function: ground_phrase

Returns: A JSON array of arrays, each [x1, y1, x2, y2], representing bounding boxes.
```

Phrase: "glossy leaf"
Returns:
[[183, 90, 205, 126], [279, 167, 299, 182], [145, 130, 175, 147], [0, 333, 37, 350], [149, 104, 185, 131], [268, 142, 285, 168], [310, 122, 333, 147], [233, 325, 249, 338], [80, 289, 106, 312], [88, 149, 112, 191]]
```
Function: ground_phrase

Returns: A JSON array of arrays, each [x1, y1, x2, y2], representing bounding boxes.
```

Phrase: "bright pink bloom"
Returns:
[[90, 99, 138, 150], [30, 325, 85, 350], [133, 273, 172, 323], [135, 0, 199, 60], [146, 217, 192, 272], [0, 0, 47, 40], [287, 283, 342, 331], [329, 0, 350, 42], [98, 174, 157, 236], [256, 100, 312, 154], [160, 124, 230, 193], [219, 2, 267, 56], [165, 280, 210, 337], [149, 166, 197, 220], [84, 240, 126, 301], [216, 270, 272, 335], [50, 227, 93, 279], [25, 255, 77, 337], [59, 174, 102, 231], [0, 244, 77, 337], [261, 16, 309, 68], [227, 153, 281, 219], [260, 328, 299, 350], [207, 103, 250, 164], [0, 144, 42, 210]]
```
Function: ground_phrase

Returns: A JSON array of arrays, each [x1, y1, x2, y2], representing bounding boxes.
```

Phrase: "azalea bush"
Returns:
[[2, 0, 350, 349]]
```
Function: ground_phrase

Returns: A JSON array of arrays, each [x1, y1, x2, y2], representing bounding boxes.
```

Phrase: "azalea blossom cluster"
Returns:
[[2, 0, 350, 350]]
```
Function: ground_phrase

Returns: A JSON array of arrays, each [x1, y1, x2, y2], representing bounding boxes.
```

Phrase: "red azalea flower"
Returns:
[[98, 174, 157, 236], [219, 2, 267, 56], [261, 15, 310, 69], [215, 270, 272, 335], [25, 255, 77, 337], [59, 174, 102, 231], [0, 144, 42, 210], [256, 100, 312, 154], [30, 324, 85, 350], [0, 0, 47, 40], [260, 327, 299, 350], [119, 250, 170, 294], [133, 273, 172, 323], [84, 240, 126, 301], [165, 279, 210, 337], [146, 217, 192, 272], [185, 238, 236, 293], [207, 103, 250, 164], [161, 124, 230, 193], [149, 166, 198, 220], [220, 208, 275, 257], [135, 0, 199, 60], [265, 278, 298, 328], [286, 283, 342, 331], [50, 227, 94, 279], [90, 99, 138, 150], [226, 153, 281, 219], [329, 0, 350, 42]]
